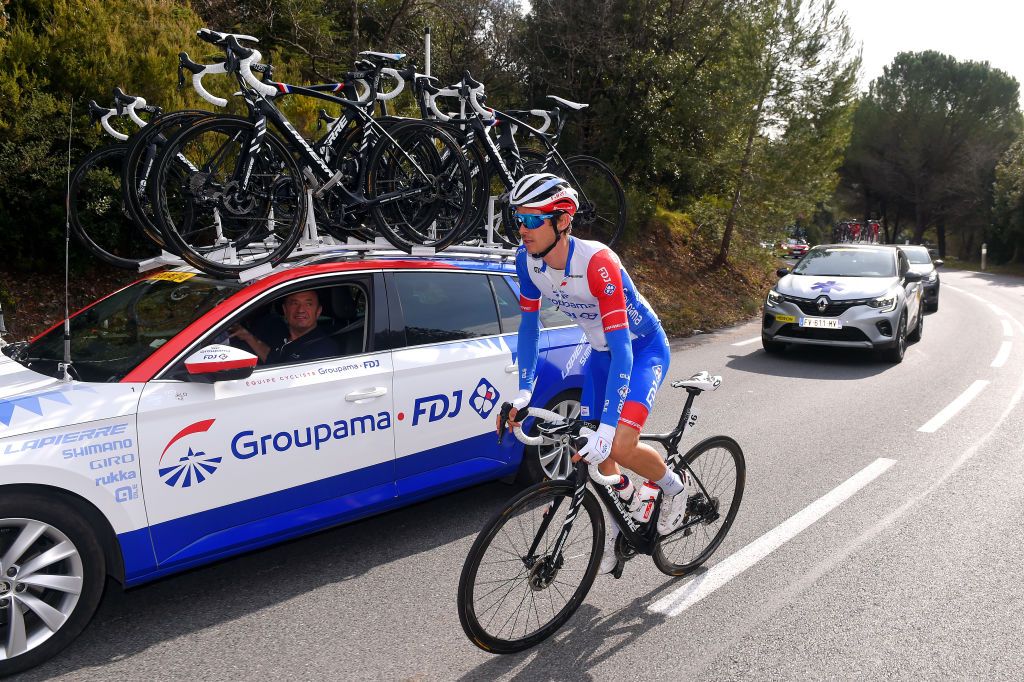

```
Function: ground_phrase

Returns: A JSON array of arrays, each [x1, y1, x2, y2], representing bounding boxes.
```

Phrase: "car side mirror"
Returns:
[[184, 344, 258, 382], [904, 271, 924, 283], [776, 268, 789, 278], [934, 259, 944, 267]]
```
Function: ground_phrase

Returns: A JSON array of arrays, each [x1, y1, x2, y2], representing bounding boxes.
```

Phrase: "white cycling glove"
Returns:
[[511, 389, 532, 411], [578, 424, 616, 465]]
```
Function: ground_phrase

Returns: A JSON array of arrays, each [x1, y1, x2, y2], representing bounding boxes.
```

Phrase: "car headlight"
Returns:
[[766, 289, 784, 307], [867, 292, 898, 313], [926, 270, 938, 282]]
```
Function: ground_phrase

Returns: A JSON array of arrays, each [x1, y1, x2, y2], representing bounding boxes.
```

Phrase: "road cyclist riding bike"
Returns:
[[455, 173, 747, 653], [504, 172, 686, 570]]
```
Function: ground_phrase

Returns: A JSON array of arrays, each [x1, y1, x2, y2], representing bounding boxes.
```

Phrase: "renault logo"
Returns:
[[815, 296, 829, 312]]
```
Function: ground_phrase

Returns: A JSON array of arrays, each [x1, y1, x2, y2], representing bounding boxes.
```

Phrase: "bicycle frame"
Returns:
[[529, 387, 714, 563]]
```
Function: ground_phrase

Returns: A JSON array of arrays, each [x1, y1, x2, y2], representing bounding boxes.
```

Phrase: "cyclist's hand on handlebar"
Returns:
[[574, 424, 615, 465], [495, 389, 532, 437]]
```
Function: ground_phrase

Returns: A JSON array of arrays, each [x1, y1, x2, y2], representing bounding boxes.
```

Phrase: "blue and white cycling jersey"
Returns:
[[515, 237, 668, 431]]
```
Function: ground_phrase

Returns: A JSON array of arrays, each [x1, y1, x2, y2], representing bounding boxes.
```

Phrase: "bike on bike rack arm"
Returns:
[[457, 370, 746, 654]]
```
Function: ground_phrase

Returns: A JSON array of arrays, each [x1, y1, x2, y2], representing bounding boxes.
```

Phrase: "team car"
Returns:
[[761, 244, 925, 362], [0, 252, 590, 675]]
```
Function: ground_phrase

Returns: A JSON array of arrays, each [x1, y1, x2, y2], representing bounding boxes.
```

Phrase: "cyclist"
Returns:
[[496, 172, 689, 573]]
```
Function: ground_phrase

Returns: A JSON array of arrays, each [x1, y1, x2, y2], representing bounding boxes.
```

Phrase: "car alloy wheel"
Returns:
[[0, 494, 106, 677], [0, 519, 84, 662], [537, 396, 581, 480]]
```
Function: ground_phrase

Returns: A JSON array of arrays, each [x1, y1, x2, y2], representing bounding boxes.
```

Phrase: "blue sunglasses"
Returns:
[[513, 212, 557, 229]]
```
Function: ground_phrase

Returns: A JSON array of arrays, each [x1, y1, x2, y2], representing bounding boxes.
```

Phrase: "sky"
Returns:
[[834, 0, 1024, 100]]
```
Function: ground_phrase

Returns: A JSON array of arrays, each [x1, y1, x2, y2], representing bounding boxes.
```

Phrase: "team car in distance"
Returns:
[[0, 252, 590, 675], [898, 245, 942, 312], [777, 238, 809, 259], [762, 244, 925, 363]]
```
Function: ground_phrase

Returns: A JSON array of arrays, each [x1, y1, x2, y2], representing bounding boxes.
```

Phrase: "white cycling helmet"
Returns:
[[509, 173, 579, 215]]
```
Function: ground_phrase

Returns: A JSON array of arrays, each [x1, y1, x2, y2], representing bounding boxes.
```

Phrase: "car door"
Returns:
[[387, 269, 518, 498], [135, 273, 397, 567]]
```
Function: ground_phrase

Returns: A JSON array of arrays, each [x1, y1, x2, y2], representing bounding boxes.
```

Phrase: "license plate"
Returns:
[[774, 314, 797, 323], [800, 317, 842, 329]]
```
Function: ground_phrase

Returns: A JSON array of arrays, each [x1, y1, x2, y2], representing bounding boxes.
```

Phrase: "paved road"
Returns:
[[19, 269, 1024, 680]]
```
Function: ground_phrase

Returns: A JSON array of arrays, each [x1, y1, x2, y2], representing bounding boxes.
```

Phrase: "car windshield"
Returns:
[[13, 273, 243, 382], [900, 247, 932, 264], [792, 248, 896, 277]]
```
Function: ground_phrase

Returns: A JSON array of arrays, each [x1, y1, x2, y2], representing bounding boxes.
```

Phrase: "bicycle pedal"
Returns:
[[611, 559, 625, 580]]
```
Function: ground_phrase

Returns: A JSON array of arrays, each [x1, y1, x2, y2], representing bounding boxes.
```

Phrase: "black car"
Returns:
[[898, 245, 942, 312]]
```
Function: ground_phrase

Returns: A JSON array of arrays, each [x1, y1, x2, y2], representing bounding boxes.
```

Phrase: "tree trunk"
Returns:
[[351, 0, 361, 59], [715, 96, 764, 268], [936, 219, 946, 257]]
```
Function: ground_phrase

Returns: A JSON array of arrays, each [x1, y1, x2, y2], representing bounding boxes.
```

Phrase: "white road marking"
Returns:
[[988, 303, 1008, 317], [992, 341, 1013, 368], [1002, 319, 1014, 337], [732, 336, 762, 347], [917, 380, 990, 433], [649, 458, 896, 617]]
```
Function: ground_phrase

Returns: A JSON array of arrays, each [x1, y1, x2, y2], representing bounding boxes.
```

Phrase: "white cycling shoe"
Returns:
[[656, 473, 691, 536]]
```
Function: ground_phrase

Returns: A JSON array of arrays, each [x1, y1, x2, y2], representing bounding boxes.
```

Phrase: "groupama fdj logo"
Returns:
[[412, 378, 500, 425], [158, 419, 222, 488]]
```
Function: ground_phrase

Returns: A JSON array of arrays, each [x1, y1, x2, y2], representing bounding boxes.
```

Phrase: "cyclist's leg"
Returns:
[[606, 328, 671, 481]]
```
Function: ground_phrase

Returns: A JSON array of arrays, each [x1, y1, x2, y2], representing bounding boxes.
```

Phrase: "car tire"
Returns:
[[881, 313, 908, 364], [0, 492, 107, 677], [762, 335, 786, 354], [908, 307, 924, 342], [516, 390, 582, 483]]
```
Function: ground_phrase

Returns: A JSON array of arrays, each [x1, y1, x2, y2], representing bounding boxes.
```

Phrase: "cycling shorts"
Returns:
[[580, 327, 671, 432]]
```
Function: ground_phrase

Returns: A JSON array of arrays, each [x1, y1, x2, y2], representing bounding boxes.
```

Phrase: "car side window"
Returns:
[[898, 252, 909, 278], [394, 271, 501, 346], [508, 276, 573, 329], [163, 280, 370, 380], [491, 276, 521, 334]]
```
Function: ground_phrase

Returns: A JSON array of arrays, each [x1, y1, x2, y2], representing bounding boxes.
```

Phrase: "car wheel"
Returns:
[[881, 313, 907, 363], [517, 390, 582, 483], [762, 335, 786, 354], [0, 493, 106, 677], [908, 307, 924, 342]]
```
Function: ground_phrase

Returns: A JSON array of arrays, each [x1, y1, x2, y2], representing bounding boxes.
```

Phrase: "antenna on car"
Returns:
[[0, 301, 8, 349], [58, 98, 75, 382]]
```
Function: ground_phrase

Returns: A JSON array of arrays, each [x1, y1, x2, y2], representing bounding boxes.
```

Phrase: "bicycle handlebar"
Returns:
[[236, 47, 279, 98], [502, 404, 620, 487], [378, 67, 405, 101], [179, 52, 229, 107]]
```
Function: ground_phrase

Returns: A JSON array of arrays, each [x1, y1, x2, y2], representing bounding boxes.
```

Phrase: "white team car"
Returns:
[[0, 253, 589, 674]]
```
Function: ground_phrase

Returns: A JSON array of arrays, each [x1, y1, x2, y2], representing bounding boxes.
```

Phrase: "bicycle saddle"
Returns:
[[546, 95, 588, 110], [359, 51, 406, 63], [672, 371, 722, 392]]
